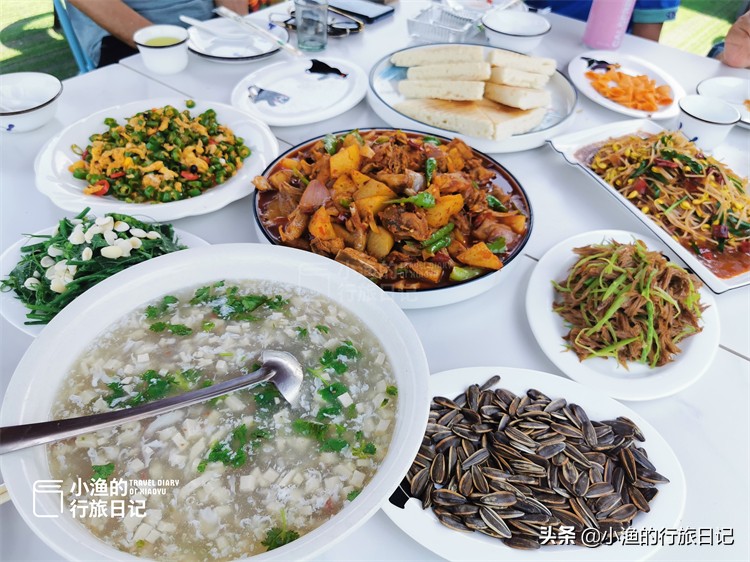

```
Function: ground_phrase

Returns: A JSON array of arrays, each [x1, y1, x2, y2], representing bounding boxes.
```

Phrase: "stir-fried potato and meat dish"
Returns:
[[254, 130, 531, 290]]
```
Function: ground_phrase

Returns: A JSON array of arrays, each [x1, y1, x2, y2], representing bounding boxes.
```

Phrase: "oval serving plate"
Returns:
[[568, 50, 685, 120], [367, 43, 578, 153], [252, 128, 533, 309], [525, 230, 719, 401], [382, 366, 686, 562], [34, 98, 278, 222], [0, 226, 208, 337], [187, 17, 289, 63], [547, 118, 750, 294], [230, 57, 368, 127]]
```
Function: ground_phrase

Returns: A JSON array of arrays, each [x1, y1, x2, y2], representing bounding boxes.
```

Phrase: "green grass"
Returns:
[[661, 0, 745, 56], [0, 0, 78, 80]]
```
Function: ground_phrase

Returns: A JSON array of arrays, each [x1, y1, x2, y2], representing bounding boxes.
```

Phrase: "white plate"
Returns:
[[187, 17, 288, 63], [367, 44, 578, 153], [548, 118, 750, 294], [0, 225, 208, 337], [34, 98, 278, 221], [382, 366, 686, 562], [230, 58, 368, 127], [525, 230, 719, 401], [568, 50, 685, 119], [696, 76, 750, 129]]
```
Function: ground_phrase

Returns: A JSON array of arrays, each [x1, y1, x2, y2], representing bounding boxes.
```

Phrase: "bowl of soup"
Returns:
[[0, 243, 430, 561], [252, 129, 533, 309]]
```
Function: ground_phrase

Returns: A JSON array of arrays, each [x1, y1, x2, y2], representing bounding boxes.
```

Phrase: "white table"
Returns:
[[1, 2, 749, 561]]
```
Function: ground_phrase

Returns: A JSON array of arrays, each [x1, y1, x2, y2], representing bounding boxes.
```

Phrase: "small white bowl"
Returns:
[[0, 72, 62, 133], [481, 9, 551, 54], [678, 94, 740, 151]]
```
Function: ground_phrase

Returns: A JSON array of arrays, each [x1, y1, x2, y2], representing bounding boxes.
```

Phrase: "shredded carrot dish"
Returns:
[[585, 65, 672, 112]]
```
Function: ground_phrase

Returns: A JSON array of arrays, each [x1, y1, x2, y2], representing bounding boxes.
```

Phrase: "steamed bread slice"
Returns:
[[398, 80, 485, 101], [390, 45, 485, 67], [393, 98, 546, 141], [407, 62, 492, 81], [489, 66, 550, 89], [488, 49, 556, 76], [485, 83, 551, 110]]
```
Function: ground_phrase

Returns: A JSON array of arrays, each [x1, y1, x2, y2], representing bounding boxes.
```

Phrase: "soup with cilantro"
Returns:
[[47, 280, 397, 560]]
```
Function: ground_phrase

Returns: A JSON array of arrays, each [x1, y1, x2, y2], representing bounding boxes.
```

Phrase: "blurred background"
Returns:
[[0, 0, 747, 80]]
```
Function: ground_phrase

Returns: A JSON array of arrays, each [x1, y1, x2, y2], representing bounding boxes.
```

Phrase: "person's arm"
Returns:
[[631, 22, 664, 41], [67, 0, 151, 48], [631, 0, 680, 42], [215, 0, 249, 15], [719, 11, 750, 68]]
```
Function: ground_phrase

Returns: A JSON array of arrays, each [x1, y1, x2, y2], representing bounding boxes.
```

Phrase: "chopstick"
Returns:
[[213, 6, 304, 57]]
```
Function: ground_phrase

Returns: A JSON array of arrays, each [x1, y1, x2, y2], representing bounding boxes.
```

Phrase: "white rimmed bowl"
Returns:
[[0, 243, 431, 561], [678, 94, 741, 151], [481, 9, 551, 53], [0, 72, 63, 133]]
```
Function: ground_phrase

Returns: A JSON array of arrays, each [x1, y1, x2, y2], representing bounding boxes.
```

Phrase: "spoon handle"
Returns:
[[0, 366, 274, 455]]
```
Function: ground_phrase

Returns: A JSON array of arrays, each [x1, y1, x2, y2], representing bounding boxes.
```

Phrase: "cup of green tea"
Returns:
[[133, 24, 189, 74]]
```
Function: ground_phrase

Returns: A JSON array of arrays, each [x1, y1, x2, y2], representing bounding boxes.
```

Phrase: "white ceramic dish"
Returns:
[[0, 243, 430, 561], [251, 128, 533, 309], [382, 366, 686, 561], [525, 230, 719, 401], [696, 76, 750, 130], [0, 72, 63, 133], [548, 118, 750, 294], [230, 58, 367, 126], [367, 44, 578, 153], [34, 98, 278, 221], [0, 226, 207, 337], [187, 17, 289, 63], [567, 50, 685, 120], [481, 9, 550, 53]]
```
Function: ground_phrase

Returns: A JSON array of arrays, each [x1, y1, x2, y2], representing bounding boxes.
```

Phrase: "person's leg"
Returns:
[[97, 35, 138, 67]]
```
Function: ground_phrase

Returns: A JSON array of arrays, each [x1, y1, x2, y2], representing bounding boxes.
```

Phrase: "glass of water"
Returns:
[[294, 0, 328, 51]]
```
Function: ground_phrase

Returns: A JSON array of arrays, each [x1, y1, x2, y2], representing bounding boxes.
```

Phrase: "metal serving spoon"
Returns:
[[0, 350, 303, 455]]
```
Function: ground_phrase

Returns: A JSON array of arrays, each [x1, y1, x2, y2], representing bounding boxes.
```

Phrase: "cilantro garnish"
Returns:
[[92, 463, 115, 481], [262, 509, 300, 551]]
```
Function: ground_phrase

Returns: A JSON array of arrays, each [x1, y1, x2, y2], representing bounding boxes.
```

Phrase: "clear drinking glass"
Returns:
[[295, 0, 328, 52]]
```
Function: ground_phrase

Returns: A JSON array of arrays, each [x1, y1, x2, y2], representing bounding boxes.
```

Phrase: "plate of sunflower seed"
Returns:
[[382, 366, 685, 561]]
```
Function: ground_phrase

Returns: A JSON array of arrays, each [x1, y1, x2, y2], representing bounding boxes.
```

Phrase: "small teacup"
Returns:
[[133, 24, 189, 75], [678, 94, 740, 151]]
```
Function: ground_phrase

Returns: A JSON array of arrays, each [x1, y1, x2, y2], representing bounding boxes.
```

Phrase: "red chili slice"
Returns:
[[109, 171, 125, 179], [632, 177, 648, 195], [180, 171, 200, 181], [90, 179, 110, 196]]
